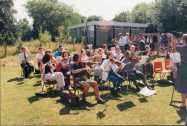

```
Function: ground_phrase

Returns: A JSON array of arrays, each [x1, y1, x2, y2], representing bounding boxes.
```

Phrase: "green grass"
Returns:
[[1, 56, 186, 125]]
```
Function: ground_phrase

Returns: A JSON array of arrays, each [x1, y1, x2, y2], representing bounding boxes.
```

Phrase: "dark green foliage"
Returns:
[[153, 0, 187, 32], [114, 0, 187, 32], [0, 0, 17, 45], [87, 15, 103, 22], [26, 0, 82, 41], [16, 18, 33, 41], [113, 11, 130, 22], [146, 24, 158, 33], [131, 2, 153, 23]]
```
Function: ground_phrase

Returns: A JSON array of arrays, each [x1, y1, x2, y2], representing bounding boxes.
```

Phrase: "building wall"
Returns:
[[69, 25, 146, 46]]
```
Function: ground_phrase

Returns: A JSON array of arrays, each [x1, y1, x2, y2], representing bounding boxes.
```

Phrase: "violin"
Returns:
[[80, 61, 97, 78]]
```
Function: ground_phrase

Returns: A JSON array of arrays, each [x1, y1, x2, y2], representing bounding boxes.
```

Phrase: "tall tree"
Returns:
[[113, 11, 130, 22], [152, 0, 187, 32], [175, 0, 187, 32], [87, 15, 103, 22], [26, 0, 82, 41], [131, 2, 152, 23], [16, 18, 32, 41], [0, 0, 17, 45]]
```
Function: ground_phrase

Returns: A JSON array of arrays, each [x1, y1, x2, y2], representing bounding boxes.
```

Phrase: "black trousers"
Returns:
[[20, 63, 33, 78]]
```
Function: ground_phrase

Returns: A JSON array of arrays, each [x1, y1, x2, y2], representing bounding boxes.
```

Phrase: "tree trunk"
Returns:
[[4, 42, 7, 57]]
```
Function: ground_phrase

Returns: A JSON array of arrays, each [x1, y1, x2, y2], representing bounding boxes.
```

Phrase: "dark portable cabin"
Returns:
[[69, 21, 148, 47]]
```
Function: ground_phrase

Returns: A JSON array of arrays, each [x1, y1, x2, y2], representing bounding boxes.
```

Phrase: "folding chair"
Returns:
[[40, 65, 57, 93], [69, 74, 84, 96], [162, 59, 172, 79], [41, 75, 57, 93], [153, 61, 163, 80]]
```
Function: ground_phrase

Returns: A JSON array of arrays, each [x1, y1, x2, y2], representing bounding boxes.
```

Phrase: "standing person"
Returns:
[[18, 47, 34, 78], [118, 32, 129, 53], [174, 33, 187, 108]]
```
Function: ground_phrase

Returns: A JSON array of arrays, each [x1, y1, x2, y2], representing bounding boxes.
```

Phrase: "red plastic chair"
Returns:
[[165, 59, 171, 70], [162, 59, 172, 79], [153, 61, 163, 80]]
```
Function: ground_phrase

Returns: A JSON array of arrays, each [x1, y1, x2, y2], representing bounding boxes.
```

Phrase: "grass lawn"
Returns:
[[1, 56, 186, 125]]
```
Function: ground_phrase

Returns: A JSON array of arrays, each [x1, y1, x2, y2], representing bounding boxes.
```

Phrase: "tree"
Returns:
[[146, 24, 158, 33], [16, 18, 32, 41], [113, 11, 130, 22], [0, 0, 17, 45], [80, 16, 87, 23], [87, 15, 103, 22], [39, 31, 51, 44], [153, 0, 187, 32], [26, 0, 82, 41], [175, 0, 187, 32], [131, 2, 153, 23]]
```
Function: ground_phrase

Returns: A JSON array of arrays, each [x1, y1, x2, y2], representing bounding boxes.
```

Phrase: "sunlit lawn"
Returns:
[[1, 56, 186, 125]]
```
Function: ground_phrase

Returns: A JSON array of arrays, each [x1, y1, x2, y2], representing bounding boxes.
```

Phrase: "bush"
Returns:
[[39, 31, 51, 44]]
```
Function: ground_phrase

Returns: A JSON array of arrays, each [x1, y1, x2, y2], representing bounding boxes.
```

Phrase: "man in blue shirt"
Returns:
[[53, 45, 64, 58]]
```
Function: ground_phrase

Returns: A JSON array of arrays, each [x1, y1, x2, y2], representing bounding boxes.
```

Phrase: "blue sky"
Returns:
[[13, 0, 154, 23]]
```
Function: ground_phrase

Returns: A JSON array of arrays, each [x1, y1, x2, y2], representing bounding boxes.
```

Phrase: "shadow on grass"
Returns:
[[156, 80, 174, 87], [7, 77, 24, 83], [33, 74, 41, 78], [28, 95, 44, 104], [120, 86, 139, 97], [17, 82, 24, 85], [28, 91, 62, 104], [57, 93, 98, 116], [117, 101, 136, 111], [100, 92, 123, 102], [176, 107, 187, 124], [138, 97, 148, 103], [33, 80, 41, 87]]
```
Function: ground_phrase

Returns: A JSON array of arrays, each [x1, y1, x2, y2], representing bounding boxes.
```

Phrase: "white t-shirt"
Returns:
[[18, 52, 31, 64], [118, 36, 129, 46], [169, 52, 181, 64], [101, 59, 111, 72], [36, 52, 44, 62]]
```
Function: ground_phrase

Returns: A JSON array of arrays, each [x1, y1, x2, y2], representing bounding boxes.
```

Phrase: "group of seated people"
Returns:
[[18, 32, 184, 104]]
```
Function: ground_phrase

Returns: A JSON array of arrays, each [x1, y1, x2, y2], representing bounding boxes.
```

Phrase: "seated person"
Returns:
[[115, 46, 124, 61], [100, 52, 113, 82], [98, 48, 107, 60], [110, 58, 145, 91], [121, 51, 131, 64], [56, 51, 71, 89], [53, 45, 65, 59], [92, 49, 107, 82], [71, 54, 104, 103], [148, 44, 158, 57], [41, 50, 65, 91], [80, 49, 89, 62], [18, 47, 34, 78], [101, 43, 108, 53], [158, 47, 167, 57], [108, 58, 125, 91], [35, 47, 45, 72], [110, 46, 117, 58]]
